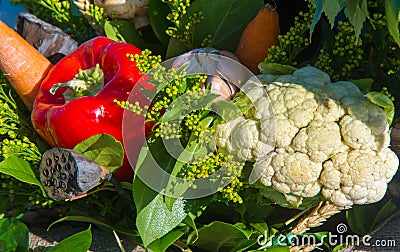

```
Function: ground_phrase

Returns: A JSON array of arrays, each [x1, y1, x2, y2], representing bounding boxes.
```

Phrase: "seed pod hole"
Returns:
[[43, 169, 50, 177], [60, 173, 67, 180], [59, 181, 66, 189], [50, 178, 57, 186]]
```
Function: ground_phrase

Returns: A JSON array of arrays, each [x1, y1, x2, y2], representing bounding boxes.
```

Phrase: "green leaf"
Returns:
[[104, 20, 145, 47], [48, 226, 92, 252], [213, 100, 243, 122], [262, 247, 290, 252], [73, 134, 124, 172], [370, 200, 398, 230], [385, 0, 400, 47], [350, 78, 373, 93], [258, 62, 297, 75], [332, 243, 349, 252], [187, 0, 263, 51], [48, 216, 134, 236], [184, 215, 199, 244], [0, 156, 44, 194], [324, 0, 346, 28], [308, 0, 323, 39], [365, 91, 395, 125], [308, 0, 345, 39], [147, 229, 185, 252], [149, 0, 172, 46], [191, 221, 258, 251], [133, 138, 175, 212], [69, 0, 82, 17], [136, 194, 187, 247], [344, 0, 368, 41], [0, 218, 29, 252], [133, 147, 159, 212], [166, 38, 189, 59], [346, 200, 398, 234]]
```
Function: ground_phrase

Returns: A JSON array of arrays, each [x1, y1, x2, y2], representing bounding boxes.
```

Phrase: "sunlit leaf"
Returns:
[[385, 0, 400, 46]]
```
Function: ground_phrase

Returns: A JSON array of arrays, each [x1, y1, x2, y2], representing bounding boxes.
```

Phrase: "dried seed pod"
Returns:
[[39, 148, 110, 201]]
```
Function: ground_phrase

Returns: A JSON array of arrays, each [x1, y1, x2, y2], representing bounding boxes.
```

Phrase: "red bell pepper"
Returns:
[[31, 36, 148, 181]]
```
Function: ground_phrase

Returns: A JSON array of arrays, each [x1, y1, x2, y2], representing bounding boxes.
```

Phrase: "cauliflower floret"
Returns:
[[216, 117, 243, 151], [292, 120, 347, 162], [269, 152, 322, 197], [253, 96, 273, 120], [257, 74, 279, 84], [231, 119, 260, 160], [216, 117, 274, 160], [327, 81, 364, 101], [313, 97, 345, 122], [320, 149, 399, 206], [257, 152, 277, 186], [265, 82, 318, 128], [340, 115, 375, 149], [274, 119, 299, 148], [346, 99, 388, 136], [240, 78, 265, 101], [293, 66, 331, 86]]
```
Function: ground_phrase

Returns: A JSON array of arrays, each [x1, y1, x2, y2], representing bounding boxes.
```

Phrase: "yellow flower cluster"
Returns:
[[114, 100, 148, 116], [154, 121, 181, 139], [314, 21, 364, 81], [264, 4, 314, 66], [1, 136, 41, 163], [381, 87, 395, 102], [84, 3, 106, 27], [164, 0, 204, 47], [181, 152, 245, 203], [128, 49, 162, 74]]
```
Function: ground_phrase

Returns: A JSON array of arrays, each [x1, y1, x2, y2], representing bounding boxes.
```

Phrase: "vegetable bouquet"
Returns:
[[1, 0, 400, 251]]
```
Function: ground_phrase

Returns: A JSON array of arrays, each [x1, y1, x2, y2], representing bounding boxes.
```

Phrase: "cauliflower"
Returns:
[[215, 66, 399, 207]]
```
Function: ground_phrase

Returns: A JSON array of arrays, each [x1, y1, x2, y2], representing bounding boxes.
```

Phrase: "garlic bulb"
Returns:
[[94, 0, 149, 19]]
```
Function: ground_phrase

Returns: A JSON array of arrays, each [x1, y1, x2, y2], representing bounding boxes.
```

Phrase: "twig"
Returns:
[[291, 201, 346, 235], [289, 244, 320, 252]]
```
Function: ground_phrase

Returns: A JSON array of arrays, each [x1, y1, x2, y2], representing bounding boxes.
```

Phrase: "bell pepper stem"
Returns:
[[49, 63, 105, 101]]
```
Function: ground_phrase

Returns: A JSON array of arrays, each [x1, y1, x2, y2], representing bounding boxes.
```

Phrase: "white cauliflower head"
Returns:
[[215, 66, 399, 207]]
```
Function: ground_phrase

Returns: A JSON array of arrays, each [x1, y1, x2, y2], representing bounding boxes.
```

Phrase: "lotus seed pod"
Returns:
[[39, 148, 110, 200]]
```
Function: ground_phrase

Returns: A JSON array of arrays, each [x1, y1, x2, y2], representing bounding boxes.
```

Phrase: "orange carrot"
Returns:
[[0, 21, 52, 110], [235, 4, 280, 74]]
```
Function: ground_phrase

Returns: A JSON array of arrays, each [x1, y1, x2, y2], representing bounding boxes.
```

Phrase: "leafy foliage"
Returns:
[[73, 133, 124, 172], [0, 217, 29, 252], [307, 0, 400, 47], [47, 226, 92, 252]]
